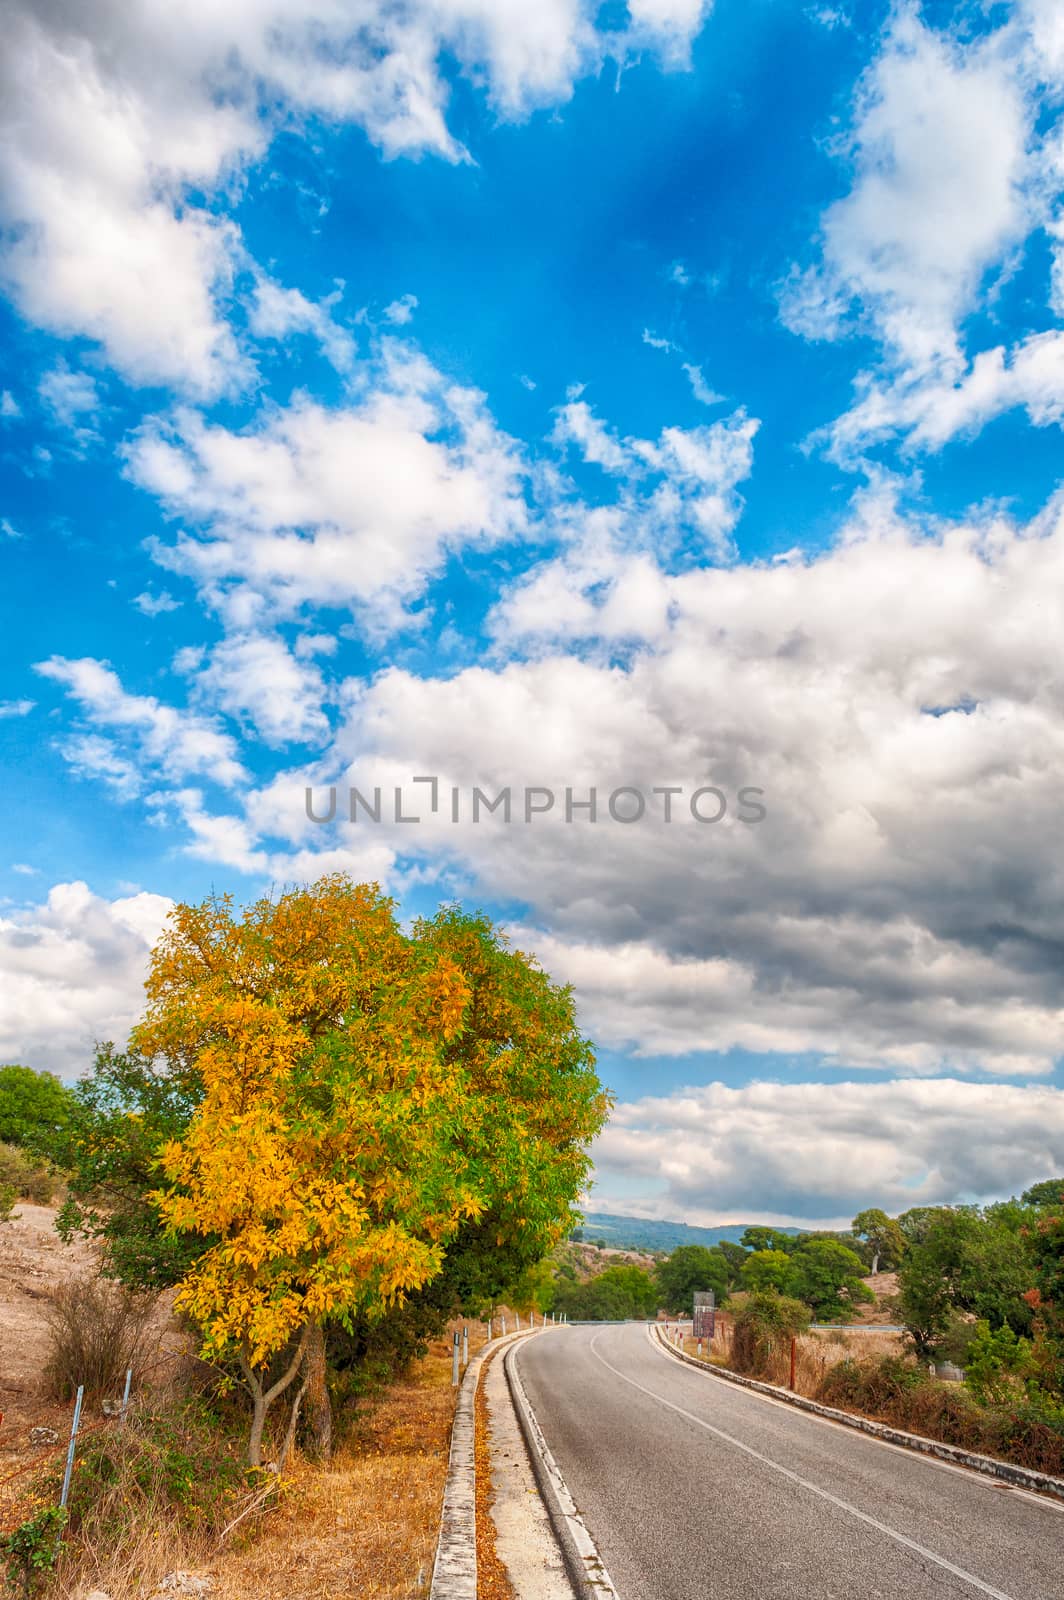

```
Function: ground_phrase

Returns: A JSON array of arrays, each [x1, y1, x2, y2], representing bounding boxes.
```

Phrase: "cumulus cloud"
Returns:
[[0, 2, 715, 392], [218, 484, 1064, 1077], [0, 882, 172, 1075], [780, 5, 1064, 459], [34, 656, 247, 794], [593, 1078, 1064, 1225], [126, 350, 528, 631], [782, 10, 1030, 367], [38, 364, 101, 434], [180, 632, 332, 748], [247, 279, 357, 373]]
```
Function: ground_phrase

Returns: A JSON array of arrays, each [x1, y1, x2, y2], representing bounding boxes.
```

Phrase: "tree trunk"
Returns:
[[302, 1321, 332, 1461], [241, 1326, 312, 1468], [871, 1250, 880, 1274]]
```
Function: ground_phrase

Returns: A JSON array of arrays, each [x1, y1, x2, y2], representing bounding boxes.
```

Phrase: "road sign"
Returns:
[[693, 1290, 715, 1338]]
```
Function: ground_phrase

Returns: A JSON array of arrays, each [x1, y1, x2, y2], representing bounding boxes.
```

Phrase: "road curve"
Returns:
[[513, 1324, 1063, 1600]]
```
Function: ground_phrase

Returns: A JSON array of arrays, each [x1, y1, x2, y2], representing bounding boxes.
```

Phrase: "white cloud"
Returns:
[[0, 391, 20, 418], [38, 363, 101, 433], [786, 11, 1031, 368], [682, 363, 723, 405], [34, 656, 247, 793], [642, 329, 677, 352], [0, 700, 33, 718], [133, 591, 183, 617], [383, 293, 419, 325], [217, 484, 1064, 1078], [0, 882, 173, 1075], [0, 2, 716, 392], [247, 278, 356, 372], [127, 353, 528, 631], [783, 7, 1064, 458], [181, 632, 331, 747], [1, 520, 24, 541], [594, 1078, 1064, 1225]]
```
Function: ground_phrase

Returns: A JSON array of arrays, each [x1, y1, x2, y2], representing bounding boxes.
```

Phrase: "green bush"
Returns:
[[1, 1505, 67, 1599], [0, 1181, 17, 1223], [729, 1291, 811, 1377]]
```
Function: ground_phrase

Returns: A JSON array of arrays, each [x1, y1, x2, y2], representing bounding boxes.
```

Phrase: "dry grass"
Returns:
[[206, 1320, 492, 1600], [680, 1320, 905, 1396]]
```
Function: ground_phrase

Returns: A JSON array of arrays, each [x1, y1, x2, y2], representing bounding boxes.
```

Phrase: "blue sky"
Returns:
[[3, 0, 1064, 1226]]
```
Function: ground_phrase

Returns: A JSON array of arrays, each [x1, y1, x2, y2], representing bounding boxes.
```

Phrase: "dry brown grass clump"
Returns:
[[43, 1275, 157, 1404]]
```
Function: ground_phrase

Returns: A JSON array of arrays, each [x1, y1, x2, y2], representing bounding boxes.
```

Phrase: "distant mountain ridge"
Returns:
[[578, 1211, 801, 1253]]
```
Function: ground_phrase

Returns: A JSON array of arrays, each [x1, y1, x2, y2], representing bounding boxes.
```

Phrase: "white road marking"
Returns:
[[588, 1333, 1020, 1600], [648, 1329, 1064, 1513]]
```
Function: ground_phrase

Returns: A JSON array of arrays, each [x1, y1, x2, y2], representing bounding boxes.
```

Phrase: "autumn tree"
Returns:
[[135, 877, 608, 1465]]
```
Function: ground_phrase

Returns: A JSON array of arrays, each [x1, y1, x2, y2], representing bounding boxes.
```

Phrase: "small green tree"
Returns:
[[963, 1321, 1032, 1406], [787, 1239, 875, 1321], [898, 1207, 1035, 1359], [552, 1264, 657, 1320], [1022, 1178, 1064, 1211], [741, 1226, 796, 1254]]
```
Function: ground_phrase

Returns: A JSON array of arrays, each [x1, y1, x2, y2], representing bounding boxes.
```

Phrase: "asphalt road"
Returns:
[[514, 1323, 1064, 1600]]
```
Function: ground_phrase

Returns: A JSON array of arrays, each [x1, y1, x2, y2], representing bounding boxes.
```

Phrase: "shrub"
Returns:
[[50, 1392, 252, 1600], [963, 1321, 1032, 1407], [729, 1291, 811, 1377], [0, 1143, 58, 1205], [0, 1181, 17, 1222], [43, 1275, 156, 1404], [814, 1353, 1064, 1476], [1, 1505, 67, 1599]]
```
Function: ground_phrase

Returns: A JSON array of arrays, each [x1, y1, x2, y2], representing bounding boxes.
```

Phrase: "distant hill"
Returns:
[[577, 1211, 801, 1253]]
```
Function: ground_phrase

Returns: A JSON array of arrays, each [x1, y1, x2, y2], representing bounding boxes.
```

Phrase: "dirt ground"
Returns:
[[0, 1203, 98, 1442]]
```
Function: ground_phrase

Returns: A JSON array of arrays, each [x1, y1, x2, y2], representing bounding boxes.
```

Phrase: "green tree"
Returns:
[[0, 1065, 75, 1152], [740, 1249, 792, 1293], [898, 1207, 1035, 1359], [52, 1043, 205, 1290], [729, 1291, 811, 1377], [552, 1264, 657, 1320], [654, 1245, 729, 1314], [851, 1208, 907, 1274], [1022, 1178, 1064, 1211], [741, 1226, 796, 1254], [787, 1239, 874, 1320]]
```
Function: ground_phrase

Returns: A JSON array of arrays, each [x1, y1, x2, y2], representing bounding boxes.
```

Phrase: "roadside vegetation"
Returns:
[[0, 875, 609, 1597]]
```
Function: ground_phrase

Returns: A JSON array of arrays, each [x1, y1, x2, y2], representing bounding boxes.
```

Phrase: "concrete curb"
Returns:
[[651, 1324, 1064, 1503], [429, 1328, 542, 1600], [503, 1337, 620, 1599]]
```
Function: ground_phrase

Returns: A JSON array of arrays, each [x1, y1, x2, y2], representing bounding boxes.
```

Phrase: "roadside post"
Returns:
[[60, 1386, 84, 1509], [789, 1336, 797, 1392], [451, 1331, 460, 1388], [462, 1325, 469, 1368], [119, 1366, 133, 1426]]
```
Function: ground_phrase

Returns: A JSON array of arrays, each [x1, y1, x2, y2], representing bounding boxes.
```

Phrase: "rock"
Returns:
[[156, 1575, 215, 1595], [84, 1590, 113, 1600], [29, 1425, 60, 1446]]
